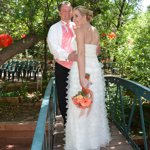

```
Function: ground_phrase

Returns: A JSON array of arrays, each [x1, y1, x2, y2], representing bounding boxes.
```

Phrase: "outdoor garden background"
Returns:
[[0, 0, 149, 149]]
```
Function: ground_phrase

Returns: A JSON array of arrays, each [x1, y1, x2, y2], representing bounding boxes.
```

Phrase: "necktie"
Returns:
[[66, 24, 73, 36]]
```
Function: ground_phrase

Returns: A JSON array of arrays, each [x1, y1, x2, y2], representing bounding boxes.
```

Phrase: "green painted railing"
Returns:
[[105, 76, 150, 150], [31, 76, 150, 150], [31, 77, 57, 150]]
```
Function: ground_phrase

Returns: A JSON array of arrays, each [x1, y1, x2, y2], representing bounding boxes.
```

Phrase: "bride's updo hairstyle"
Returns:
[[73, 6, 93, 22]]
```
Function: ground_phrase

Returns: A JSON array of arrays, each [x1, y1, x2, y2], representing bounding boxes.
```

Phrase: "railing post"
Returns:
[[119, 86, 127, 133], [138, 96, 148, 150], [127, 96, 136, 133]]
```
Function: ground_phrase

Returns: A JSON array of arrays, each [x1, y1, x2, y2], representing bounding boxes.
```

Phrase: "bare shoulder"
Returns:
[[91, 26, 99, 36], [74, 26, 84, 37]]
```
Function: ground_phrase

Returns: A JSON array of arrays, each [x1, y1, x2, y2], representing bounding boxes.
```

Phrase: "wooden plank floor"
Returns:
[[53, 115, 133, 150]]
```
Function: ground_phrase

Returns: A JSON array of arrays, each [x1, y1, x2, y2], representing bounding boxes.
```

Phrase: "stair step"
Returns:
[[0, 131, 34, 138], [0, 122, 36, 148], [0, 121, 36, 131], [0, 136, 32, 144], [0, 144, 30, 150]]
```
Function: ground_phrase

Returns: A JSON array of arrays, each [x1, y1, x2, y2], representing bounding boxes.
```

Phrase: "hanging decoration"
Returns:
[[0, 34, 13, 48]]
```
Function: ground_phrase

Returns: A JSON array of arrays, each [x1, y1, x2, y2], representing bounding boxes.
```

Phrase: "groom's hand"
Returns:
[[68, 51, 78, 61]]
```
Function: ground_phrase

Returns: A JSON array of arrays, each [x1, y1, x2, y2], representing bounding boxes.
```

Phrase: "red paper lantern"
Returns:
[[0, 34, 13, 48]]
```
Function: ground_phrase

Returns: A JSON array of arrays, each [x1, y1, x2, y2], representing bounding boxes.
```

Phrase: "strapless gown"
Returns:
[[65, 42, 111, 150]]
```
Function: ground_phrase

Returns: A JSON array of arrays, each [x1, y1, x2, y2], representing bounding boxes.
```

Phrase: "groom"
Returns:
[[47, 1, 77, 125]]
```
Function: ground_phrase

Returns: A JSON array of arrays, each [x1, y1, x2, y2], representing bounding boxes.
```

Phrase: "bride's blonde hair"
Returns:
[[73, 6, 93, 22]]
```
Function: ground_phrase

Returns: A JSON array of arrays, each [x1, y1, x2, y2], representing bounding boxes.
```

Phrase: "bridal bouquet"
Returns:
[[72, 73, 93, 109]]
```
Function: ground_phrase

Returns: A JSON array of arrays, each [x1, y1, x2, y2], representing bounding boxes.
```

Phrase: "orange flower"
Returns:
[[72, 73, 93, 110], [72, 95, 93, 109], [72, 95, 83, 105], [108, 32, 116, 39], [80, 98, 93, 108]]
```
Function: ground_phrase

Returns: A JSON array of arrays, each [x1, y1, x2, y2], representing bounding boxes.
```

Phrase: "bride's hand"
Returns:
[[80, 78, 90, 89]]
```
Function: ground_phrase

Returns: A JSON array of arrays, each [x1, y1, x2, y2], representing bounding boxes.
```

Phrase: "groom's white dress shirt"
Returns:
[[47, 21, 74, 62]]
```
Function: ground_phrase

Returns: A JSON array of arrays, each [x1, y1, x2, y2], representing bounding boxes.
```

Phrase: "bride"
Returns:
[[65, 6, 111, 150]]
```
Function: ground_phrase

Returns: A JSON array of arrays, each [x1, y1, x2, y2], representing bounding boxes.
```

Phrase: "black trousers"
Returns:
[[55, 62, 70, 125]]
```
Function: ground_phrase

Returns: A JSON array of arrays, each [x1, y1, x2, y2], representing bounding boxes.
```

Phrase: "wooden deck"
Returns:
[[53, 115, 133, 150]]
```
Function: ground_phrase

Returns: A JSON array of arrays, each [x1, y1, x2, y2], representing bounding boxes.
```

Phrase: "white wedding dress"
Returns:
[[65, 40, 111, 150]]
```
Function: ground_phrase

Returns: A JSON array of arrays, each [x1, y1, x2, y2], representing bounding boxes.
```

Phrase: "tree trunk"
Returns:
[[116, 0, 126, 30], [43, 38, 48, 80], [0, 34, 39, 66]]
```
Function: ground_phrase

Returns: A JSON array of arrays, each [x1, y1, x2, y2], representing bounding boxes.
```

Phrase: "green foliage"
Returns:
[[0, 0, 59, 60], [0, 0, 59, 37], [1, 91, 20, 97], [0, 0, 149, 87], [114, 12, 150, 87], [91, 0, 149, 87]]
